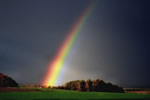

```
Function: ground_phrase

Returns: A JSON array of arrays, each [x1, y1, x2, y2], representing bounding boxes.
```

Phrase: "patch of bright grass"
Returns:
[[0, 88, 150, 100]]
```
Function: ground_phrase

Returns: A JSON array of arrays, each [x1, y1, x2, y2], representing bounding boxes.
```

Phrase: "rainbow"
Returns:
[[42, 1, 96, 87]]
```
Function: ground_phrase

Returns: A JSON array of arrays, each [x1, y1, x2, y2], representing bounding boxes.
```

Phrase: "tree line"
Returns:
[[54, 79, 124, 93]]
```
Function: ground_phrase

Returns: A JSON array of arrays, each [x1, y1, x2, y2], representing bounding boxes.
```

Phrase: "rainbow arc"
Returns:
[[41, 1, 96, 87]]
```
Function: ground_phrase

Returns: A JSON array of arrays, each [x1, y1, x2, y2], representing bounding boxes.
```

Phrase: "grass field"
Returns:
[[0, 88, 150, 100]]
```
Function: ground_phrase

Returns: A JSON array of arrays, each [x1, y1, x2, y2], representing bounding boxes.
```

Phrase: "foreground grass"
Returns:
[[0, 88, 150, 100]]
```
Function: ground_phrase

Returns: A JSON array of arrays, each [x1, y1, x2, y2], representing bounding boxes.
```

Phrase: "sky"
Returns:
[[0, 0, 150, 88]]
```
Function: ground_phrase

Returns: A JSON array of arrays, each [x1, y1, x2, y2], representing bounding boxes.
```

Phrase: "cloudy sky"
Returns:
[[0, 0, 150, 88]]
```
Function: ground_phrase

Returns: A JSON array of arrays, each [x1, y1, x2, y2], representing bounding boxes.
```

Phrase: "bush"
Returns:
[[0, 73, 18, 87]]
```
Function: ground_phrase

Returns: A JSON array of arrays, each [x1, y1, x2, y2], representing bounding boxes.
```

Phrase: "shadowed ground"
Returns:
[[0, 87, 40, 93]]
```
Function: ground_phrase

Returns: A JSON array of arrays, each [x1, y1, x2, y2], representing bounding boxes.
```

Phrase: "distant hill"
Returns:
[[56, 79, 124, 93], [0, 73, 18, 87]]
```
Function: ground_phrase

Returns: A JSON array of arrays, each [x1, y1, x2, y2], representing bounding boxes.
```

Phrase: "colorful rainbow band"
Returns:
[[42, 1, 96, 87]]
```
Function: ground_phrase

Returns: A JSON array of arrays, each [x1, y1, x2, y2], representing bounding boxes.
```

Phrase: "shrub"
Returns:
[[0, 73, 18, 87]]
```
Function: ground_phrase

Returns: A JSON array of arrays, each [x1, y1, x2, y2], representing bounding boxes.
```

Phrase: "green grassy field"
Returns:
[[0, 88, 150, 100]]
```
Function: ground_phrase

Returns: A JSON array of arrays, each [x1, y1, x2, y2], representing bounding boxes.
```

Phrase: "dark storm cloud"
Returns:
[[0, 0, 91, 84], [0, 0, 150, 87], [63, 0, 150, 88]]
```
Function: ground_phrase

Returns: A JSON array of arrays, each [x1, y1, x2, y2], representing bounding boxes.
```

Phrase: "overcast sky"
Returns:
[[0, 0, 150, 88]]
